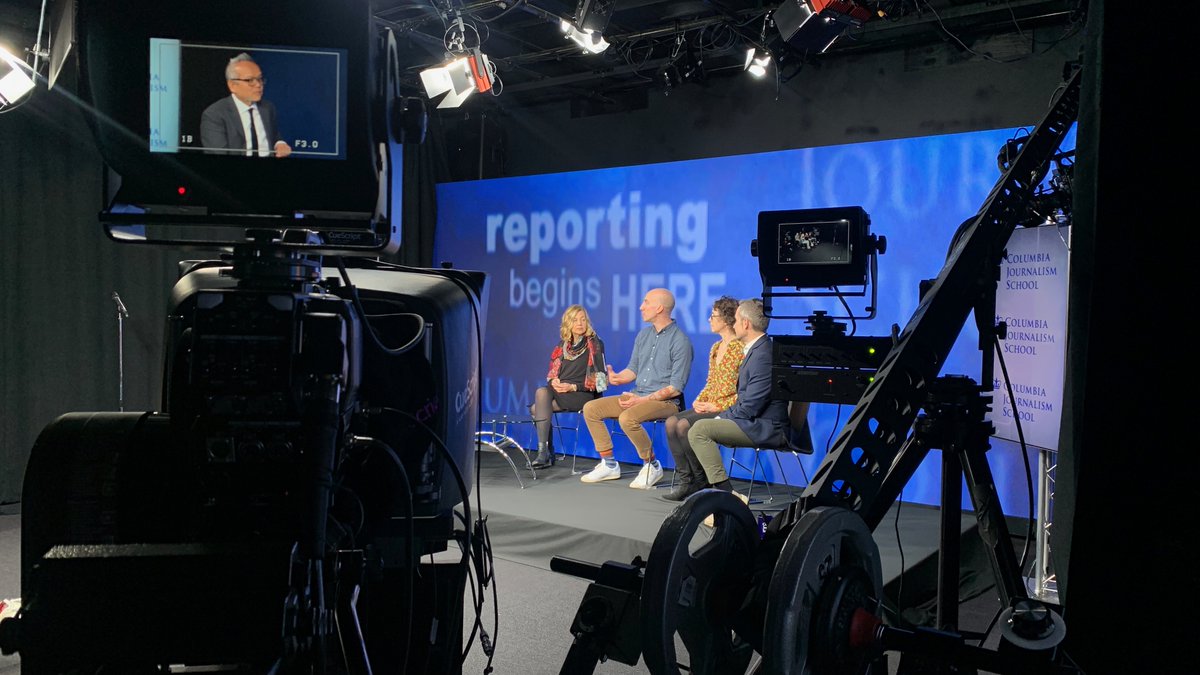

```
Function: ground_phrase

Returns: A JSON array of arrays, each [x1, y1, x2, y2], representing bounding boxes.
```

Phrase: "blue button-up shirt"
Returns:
[[626, 321, 693, 398]]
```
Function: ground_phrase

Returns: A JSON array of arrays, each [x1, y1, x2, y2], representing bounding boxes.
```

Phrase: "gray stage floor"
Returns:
[[472, 448, 976, 585], [0, 451, 1008, 674]]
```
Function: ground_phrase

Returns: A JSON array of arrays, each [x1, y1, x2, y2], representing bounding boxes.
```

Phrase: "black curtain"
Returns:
[[0, 88, 188, 504], [1054, 1, 1191, 671]]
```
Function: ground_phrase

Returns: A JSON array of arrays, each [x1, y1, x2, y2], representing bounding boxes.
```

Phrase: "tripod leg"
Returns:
[[937, 450, 963, 631], [960, 441, 1026, 607], [335, 551, 373, 675]]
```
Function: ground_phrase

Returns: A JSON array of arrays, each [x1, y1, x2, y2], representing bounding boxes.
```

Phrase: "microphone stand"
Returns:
[[111, 292, 129, 411]]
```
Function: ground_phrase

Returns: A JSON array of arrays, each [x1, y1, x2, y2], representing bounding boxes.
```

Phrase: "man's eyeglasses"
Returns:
[[230, 77, 266, 85]]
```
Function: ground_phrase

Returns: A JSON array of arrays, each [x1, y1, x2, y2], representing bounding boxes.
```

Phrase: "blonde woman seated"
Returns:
[[530, 305, 606, 468], [661, 295, 744, 501]]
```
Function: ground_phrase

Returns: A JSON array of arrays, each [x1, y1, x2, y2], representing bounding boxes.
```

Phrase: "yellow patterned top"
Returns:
[[693, 338, 744, 410]]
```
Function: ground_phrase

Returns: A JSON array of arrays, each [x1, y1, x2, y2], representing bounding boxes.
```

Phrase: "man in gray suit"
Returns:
[[200, 53, 292, 157], [686, 298, 789, 493]]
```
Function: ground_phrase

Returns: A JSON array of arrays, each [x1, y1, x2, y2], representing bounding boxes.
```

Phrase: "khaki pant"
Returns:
[[687, 417, 754, 484], [582, 396, 680, 461]]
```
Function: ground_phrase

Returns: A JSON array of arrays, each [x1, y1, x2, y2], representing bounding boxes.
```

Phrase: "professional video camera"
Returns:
[[0, 2, 485, 673]]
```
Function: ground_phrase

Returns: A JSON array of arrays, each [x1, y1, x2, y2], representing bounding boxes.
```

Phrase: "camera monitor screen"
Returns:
[[150, 39, 347, 160], [778, 219, 851, 266], [758, 206, 870, 288], [76, 0, 387, 245]]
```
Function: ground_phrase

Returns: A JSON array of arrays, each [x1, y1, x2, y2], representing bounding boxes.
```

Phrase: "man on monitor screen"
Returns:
[[200, 53, 292, 158]]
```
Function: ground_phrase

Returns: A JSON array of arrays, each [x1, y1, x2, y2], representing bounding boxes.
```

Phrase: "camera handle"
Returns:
[[111, 291, 129, 411]]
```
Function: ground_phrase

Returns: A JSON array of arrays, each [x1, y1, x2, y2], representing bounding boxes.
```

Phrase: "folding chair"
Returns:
[[725, 401, 815, 504], [475, 416, 537, 488], [603, 417, 671, 483], [550, 410, 585, 475]]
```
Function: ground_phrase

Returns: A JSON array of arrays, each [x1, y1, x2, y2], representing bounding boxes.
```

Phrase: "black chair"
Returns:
[[724, 401, 815, 504], [607, 394, 684, 485], [550, 410, 585, 475], [595, 417, 667, 480], [527, 385, 599, 474]]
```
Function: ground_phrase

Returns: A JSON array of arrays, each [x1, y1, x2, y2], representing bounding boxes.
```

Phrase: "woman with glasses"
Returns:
[[529, 305, 606, 468], [661, 295, 743, 501]]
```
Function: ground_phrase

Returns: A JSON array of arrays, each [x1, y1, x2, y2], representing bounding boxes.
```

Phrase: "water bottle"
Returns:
[[594, 353, 608, 392]]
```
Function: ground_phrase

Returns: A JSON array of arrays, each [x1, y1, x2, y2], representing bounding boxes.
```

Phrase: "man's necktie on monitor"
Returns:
[[248, 107, 260, 156]]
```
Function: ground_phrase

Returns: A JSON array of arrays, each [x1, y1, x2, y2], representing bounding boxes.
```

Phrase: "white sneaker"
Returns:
[[703, 491, 750, 527], [581, 460, 621, 483], [629, 462, 664, 489]]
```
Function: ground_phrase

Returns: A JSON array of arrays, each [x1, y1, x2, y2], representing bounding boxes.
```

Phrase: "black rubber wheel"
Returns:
[[641, 488, 758, 675], [760, 506, 882, 675]]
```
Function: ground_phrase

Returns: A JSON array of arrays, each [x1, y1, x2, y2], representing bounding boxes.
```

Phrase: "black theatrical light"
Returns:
[[773, 0, 872, 54]]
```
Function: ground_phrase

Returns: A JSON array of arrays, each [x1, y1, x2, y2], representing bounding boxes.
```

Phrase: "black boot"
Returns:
[[709, 479, 733, 492], [531, 442, 555, 469], [662, 476, 702, 502]]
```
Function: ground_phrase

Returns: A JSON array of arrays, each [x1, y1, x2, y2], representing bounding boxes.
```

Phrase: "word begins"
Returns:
[[509, 268, 602, 318]]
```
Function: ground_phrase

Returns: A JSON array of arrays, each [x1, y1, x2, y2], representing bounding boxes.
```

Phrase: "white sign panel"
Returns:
[[989, 225, 1070, 450]]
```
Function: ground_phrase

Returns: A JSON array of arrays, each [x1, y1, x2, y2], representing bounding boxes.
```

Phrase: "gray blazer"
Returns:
[[725, 335, 789, 447], [199, 96, 282, 154]]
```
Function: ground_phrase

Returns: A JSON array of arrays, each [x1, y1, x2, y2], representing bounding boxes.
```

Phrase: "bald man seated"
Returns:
[[580, 288, 694, 489]]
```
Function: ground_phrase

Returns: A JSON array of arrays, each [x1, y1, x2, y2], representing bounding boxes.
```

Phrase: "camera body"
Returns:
[[0, 2, 485, 672], [7, 245, 486, 672]]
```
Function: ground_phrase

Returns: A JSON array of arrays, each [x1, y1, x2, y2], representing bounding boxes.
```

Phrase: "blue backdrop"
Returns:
[[435, 127, 1073, 517]]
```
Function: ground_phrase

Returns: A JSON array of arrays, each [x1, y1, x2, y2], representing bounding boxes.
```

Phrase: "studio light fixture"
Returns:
[[575, 0, 615, 34], [561, 0, 615, 54], [744, 47, 771, 78], [0, 45, 35, 106], [419, 48, 493, 109], [561, 20, 610, 54], [418, 14, 498, 109], [772, 0, 871, 54]]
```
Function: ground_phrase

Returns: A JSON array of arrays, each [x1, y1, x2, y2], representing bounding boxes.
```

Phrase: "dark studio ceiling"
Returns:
[[377, 0, 1087, 113], [0, 1, 1085, 116]]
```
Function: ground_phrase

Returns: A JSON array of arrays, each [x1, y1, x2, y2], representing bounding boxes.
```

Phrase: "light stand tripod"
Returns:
[[111, 291, 129, 411]]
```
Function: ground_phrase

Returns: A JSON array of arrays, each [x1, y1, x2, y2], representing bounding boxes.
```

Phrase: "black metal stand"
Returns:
[[907, 376, 1026, 631], [112, 291, 129, 411], [552, 556, 645, 675]]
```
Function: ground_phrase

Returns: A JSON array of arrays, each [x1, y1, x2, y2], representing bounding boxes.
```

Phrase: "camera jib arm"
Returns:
[[755, 66, 1080, 671]]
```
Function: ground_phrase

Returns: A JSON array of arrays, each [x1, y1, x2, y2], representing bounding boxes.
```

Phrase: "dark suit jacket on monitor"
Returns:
[[725, 335, 790, 446], [199, 96, 283, 154]]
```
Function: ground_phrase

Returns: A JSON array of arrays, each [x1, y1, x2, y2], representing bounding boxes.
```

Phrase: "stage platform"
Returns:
[[0, 454, 1006, 675], [472, 448, 983, 593]]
